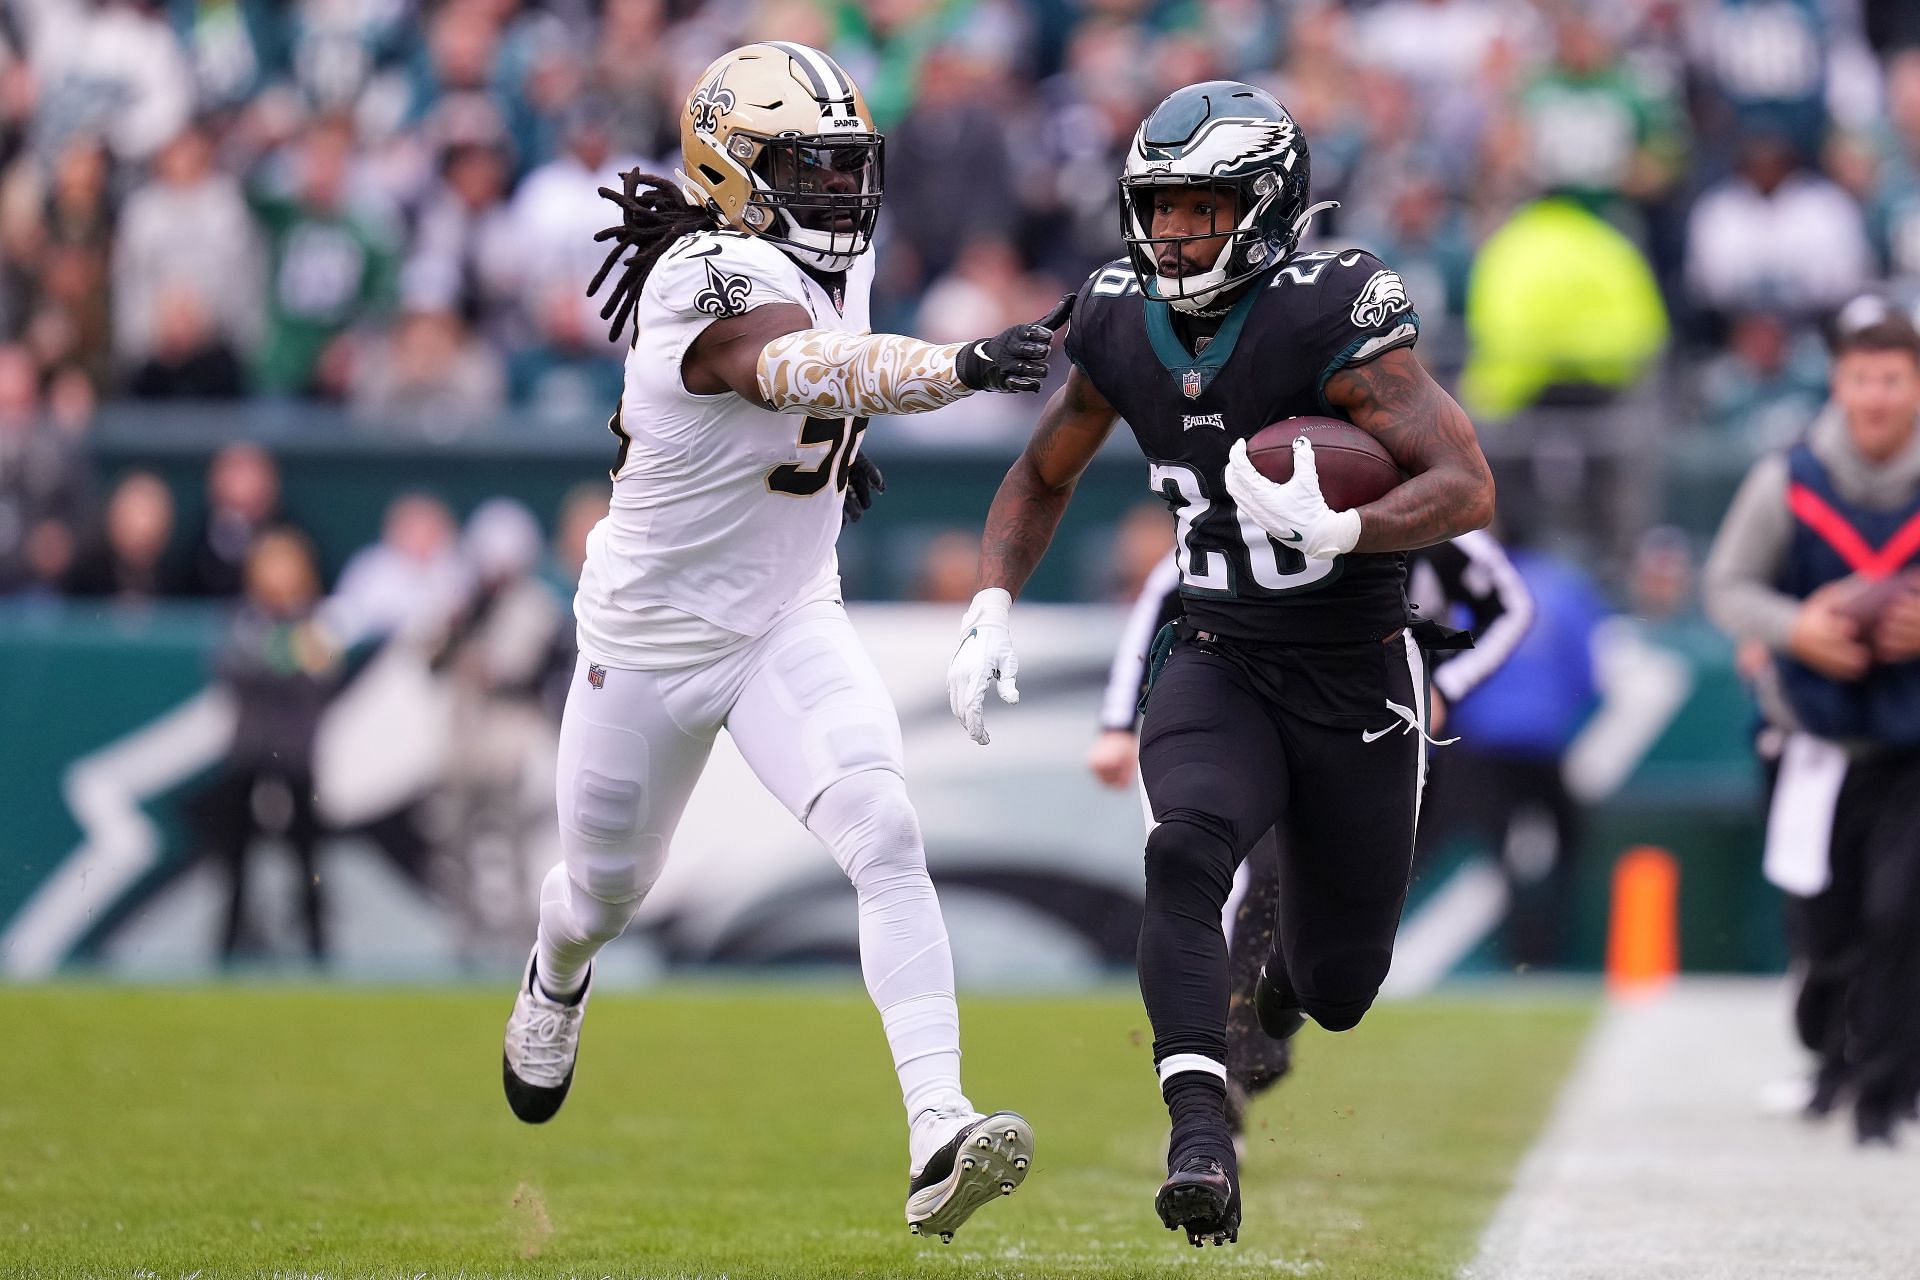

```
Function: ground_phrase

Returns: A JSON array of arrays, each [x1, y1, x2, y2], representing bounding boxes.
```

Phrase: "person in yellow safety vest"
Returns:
[[1460, 197, 1669, 421]]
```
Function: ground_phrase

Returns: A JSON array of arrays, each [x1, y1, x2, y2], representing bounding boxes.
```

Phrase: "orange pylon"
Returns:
[[1606, 845, 1678, 996]]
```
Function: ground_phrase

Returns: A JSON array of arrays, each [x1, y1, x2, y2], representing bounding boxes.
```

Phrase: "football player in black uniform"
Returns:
[[946, 82, 1496, 1246], [1091, 533, 1535, 1149]]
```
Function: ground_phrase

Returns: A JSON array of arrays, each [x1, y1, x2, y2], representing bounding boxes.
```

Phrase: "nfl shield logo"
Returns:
[[587, 663, 606, 690], [1182, 369, 1203, 399]]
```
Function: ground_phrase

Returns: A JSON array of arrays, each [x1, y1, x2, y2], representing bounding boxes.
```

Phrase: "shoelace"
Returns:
[[513, 1004, 581, 1075], [1380, 698, 1459, 748]]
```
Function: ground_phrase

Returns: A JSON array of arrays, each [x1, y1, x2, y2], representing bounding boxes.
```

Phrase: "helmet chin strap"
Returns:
[[1292, 199, 1339, 242], [1157, 274, 1233, 315], [1156, 223, 1254, 315], [776, 223, 864, 272], [672, 167, 704, 208]]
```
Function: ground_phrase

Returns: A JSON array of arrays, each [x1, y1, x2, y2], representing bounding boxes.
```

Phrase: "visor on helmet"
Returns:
[[744, 134, 885, 271]]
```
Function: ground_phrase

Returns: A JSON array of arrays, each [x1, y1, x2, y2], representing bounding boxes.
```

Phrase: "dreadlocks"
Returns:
[[587, 169, 719, 344]]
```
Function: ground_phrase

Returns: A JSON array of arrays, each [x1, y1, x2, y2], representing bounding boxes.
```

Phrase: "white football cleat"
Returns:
[[905, 1108, 1035, 1243], [502, 950, 589, 1124]]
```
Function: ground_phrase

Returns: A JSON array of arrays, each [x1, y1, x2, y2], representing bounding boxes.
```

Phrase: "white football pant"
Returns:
[[535, 599, 968, 1123]]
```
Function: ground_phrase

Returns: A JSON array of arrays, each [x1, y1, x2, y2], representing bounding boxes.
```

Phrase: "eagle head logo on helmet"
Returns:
[[677, 42, 885, 274], [1119, 81, 1334, 314]]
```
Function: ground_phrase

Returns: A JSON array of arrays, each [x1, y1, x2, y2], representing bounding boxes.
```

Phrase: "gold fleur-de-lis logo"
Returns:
[[690, 69, 737, 135]]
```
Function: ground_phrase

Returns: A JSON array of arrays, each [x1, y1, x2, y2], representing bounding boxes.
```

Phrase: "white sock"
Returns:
[[534, 862, 636, 999], [885, 992, 970, 1123]]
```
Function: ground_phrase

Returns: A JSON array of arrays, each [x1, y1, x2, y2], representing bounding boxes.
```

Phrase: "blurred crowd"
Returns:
[[5, 0, 1920, 602]]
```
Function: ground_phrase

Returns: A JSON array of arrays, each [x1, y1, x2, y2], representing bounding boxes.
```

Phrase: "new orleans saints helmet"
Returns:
[[679, 42, 883, 273], [1120, 81, 1332, 313]]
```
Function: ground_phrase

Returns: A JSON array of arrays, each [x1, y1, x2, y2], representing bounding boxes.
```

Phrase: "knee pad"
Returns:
[[1299, 946, 1393, 1032], [809, 769, 926, 886], [547, 868, 641, 947], [1303, 996, 1374, 1034], [1144, 817, 1234, 904]]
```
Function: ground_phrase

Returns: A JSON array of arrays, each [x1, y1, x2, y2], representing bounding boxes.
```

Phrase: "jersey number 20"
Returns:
[[767, 416, 870, 497], [1151, 460, 1337, 596]]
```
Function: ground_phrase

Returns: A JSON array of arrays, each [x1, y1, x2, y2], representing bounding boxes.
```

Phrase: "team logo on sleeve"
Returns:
[[1351, 269, 1410, 329], [694, 260, 753, 317], [688, 69, 736, 135]]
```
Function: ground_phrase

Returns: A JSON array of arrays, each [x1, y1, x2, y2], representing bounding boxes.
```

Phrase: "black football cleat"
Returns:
[[1855, 1105, 1899, 1149], [1253, 964, 1306, 1042], [1803, 1062, 1848, 1121], [1156, 1155, 1241, 1247]]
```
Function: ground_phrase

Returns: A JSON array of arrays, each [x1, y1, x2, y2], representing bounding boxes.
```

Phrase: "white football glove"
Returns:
[[1224, 435, 1362, 561], [948, 587, 1019, 745]]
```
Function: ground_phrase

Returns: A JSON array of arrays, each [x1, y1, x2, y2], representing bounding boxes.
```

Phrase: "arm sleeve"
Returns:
[[754, 327, 972, 417], [1099, 553, 1184, 732], [1310, 249, 1422, 412], [1703, 453, 1802, 649], [1427, 529, 1535, 703]]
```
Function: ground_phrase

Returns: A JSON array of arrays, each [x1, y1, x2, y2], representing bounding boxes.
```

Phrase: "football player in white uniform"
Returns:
[[499, 42, 1065, 1241]]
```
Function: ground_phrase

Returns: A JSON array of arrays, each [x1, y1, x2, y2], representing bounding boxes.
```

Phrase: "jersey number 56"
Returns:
[[766, 415, 870, 498]]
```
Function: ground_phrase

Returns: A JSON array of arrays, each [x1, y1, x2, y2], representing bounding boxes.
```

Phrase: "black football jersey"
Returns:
[[1065, 248, 1421, 644]]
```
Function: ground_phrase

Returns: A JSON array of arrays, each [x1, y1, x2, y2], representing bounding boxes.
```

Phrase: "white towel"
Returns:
[[1763, 733, 1849, 897]]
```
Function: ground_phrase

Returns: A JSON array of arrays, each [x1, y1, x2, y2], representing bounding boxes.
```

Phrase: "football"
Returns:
[[1246, 418, 1402, 511], [1829, 570, 1920, 629]]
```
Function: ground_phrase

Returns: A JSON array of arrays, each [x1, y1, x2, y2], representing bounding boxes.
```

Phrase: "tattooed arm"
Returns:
[[977, 363, 1122, 595], [1324, 348, 1495, 553]]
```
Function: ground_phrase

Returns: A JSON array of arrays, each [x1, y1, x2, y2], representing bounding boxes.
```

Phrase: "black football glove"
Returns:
[[843, 452, 885, 525], [955, 293, 1076, 394]]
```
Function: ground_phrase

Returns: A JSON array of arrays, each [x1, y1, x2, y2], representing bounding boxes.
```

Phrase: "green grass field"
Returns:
[[0, 984, 1590, 1280]]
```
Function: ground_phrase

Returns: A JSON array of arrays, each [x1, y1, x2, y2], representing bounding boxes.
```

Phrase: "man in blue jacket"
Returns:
[[1705, 316, 1920, 1147]]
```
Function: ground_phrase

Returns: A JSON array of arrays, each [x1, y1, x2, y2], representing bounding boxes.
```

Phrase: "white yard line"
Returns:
[[1465, 978, 1920, 1280]]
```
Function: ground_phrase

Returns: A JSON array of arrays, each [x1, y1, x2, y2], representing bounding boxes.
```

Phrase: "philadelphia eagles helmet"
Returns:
[[1120, 81, 1332, 313]]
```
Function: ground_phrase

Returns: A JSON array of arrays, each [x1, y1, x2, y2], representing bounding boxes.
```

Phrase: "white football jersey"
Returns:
[[575, 229, 875, 670]]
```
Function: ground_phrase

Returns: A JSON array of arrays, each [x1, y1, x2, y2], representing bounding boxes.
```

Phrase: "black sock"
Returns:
[[1163, 1073, 1235, 1171]]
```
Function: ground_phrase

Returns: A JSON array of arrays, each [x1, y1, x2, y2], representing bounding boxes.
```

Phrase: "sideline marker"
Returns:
[[1606, 845, 1678, 996]]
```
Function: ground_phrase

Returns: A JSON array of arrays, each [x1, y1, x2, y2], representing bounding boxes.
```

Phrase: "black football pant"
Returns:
[[1791, 746, 1920, 1124], [1223, 827, 1289, 1106], [1222, 748, 1477, 1109], [1136, 637, 1425, 1076]]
